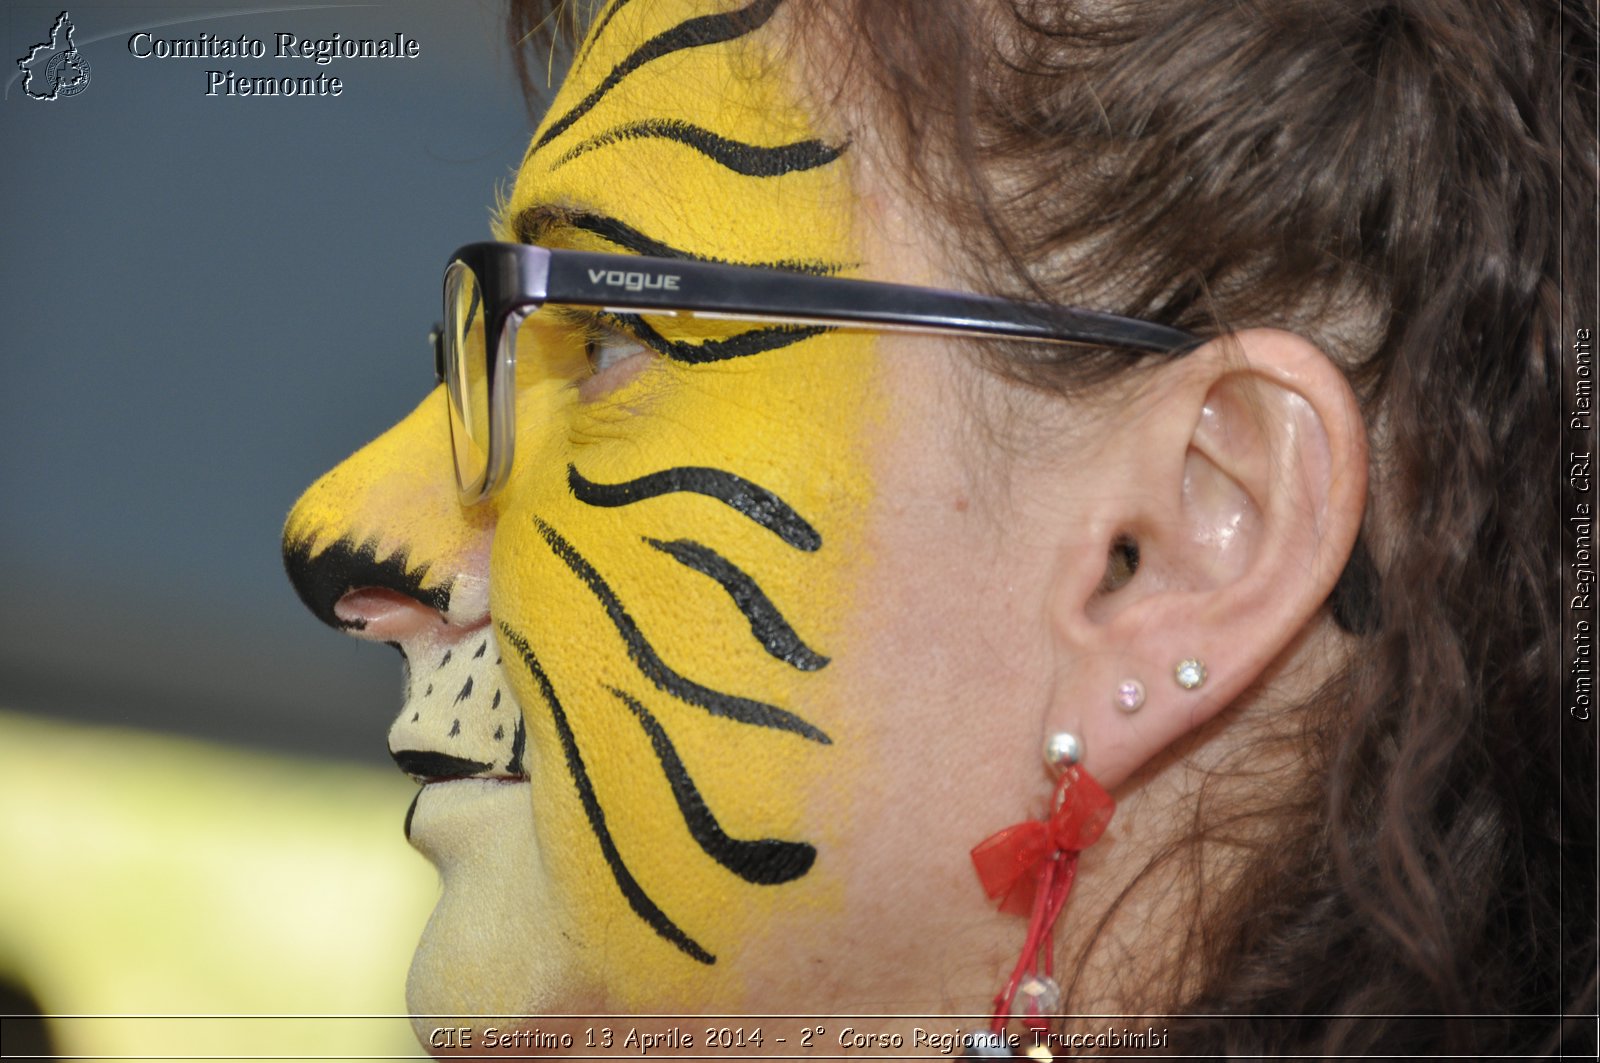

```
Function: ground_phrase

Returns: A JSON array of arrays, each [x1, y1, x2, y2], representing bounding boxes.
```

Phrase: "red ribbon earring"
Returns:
[[969, 744, 1114, 1038]]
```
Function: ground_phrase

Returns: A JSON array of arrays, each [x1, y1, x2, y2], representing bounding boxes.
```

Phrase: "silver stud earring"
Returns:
[[1113, 678, 1146, 713], [1174, 658, 1207, 690], [959, 1031, 1015, 1058], [1042, 731, 1083, 773]]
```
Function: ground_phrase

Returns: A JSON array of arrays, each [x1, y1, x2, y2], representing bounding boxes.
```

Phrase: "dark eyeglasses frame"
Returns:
[[438, 241, 1199, 504]]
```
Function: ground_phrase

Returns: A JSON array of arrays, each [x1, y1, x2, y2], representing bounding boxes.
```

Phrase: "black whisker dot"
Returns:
[[455, 676, 475, 704], [448, 719, 461, 737], [492, 689, 502, 709], [438, 650, 452, 669], [474, 640, 487, 659], [411, 712, 419, 722], [506, 715, 527, 777], [494, 725, 505, 741], [424, 684, 433, 697]]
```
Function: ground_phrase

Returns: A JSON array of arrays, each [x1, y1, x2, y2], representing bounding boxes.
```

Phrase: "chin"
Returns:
[[404, 778, 573, 1025]]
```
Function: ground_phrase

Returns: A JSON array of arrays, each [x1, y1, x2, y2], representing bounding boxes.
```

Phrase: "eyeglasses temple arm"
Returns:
[[541, 247, 1196, 354]]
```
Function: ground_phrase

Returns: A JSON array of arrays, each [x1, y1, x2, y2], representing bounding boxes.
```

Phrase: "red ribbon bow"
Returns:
[[969, 765, 1115, 915], [969, 764, 1116, 1033]]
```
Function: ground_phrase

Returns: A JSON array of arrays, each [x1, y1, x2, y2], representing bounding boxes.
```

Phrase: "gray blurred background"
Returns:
[[1, 0, 551, 770]]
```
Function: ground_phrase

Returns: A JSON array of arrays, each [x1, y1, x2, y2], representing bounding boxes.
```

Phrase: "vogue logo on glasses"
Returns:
[[588, 268, 682, 293]]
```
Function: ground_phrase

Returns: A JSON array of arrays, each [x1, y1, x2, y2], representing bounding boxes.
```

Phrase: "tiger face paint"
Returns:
[[285, 0, 888, 1021], [482, 0, 886, 1010]]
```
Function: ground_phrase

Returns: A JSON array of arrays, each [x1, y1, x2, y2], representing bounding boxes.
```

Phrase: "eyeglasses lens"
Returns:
[[443, 261, 491, 497]]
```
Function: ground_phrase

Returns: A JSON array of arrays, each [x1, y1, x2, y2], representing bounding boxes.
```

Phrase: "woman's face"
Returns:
[[286, 0, 1069, 1025]]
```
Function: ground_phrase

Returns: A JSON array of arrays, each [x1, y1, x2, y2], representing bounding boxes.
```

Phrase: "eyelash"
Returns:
[[552, 308, 652, 376]]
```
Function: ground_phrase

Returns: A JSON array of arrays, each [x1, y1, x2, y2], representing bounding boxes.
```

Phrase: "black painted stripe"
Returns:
[[567, 463, 821, 552], [534, 516, 831, 744], [645, 537, 828, 671], [573, 0, 637, 70], [403, 790, 420, 839], [506, 713, 528, 776], [500, 623, 715, 964], [391, 750, 493, 780], [282, 533, 450, 633], [519, 210, 842, 277], [613, 310, 828, 364], [554, 119, 847, 177], [535, 0, 785, 152], [610, 687, 815, 884]]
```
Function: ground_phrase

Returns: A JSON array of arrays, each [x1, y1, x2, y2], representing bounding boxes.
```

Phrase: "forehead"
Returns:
[[502, 0, 854, 263]]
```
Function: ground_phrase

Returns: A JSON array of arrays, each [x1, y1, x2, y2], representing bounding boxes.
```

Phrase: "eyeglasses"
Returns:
[[437, 241, 1198, 504]]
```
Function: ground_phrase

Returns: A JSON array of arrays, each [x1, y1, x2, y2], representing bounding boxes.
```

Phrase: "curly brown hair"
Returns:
[[509, 0, 1597, 1055]]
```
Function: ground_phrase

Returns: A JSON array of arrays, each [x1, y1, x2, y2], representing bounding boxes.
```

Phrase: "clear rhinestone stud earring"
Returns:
[[1174, 658, 1207, 690]]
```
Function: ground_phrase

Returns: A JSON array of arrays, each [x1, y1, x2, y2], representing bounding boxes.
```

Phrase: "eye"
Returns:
[[573, 314, 656, 402], [585, 317, 650, 378]]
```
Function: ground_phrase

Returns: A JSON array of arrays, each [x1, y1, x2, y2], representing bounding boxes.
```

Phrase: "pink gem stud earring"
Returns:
[[1113, 679, 1146, 713]]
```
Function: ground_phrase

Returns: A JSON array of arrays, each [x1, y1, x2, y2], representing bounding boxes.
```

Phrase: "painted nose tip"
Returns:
[[334, 587, 451, 641], [282, 534, 455, 632]]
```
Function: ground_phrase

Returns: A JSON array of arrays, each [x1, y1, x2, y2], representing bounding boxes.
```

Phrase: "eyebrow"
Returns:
[[511, 204, 569, 248], [512, 204, 849, 277], [518, 205, 731, 261]]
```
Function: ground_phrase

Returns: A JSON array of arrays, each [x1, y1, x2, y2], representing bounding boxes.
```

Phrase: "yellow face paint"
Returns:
[[490, 0, 878, 1008], [284, 0, 882, 1018]]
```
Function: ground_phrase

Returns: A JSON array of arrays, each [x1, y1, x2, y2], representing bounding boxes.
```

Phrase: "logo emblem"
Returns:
[[587, 267, 681, 293], [17, 12, 91, 101]]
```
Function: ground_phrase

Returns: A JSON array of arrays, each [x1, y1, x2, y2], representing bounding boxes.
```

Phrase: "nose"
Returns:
[[281, 388, 497, 638], [283, 536, 457, 635], [284, 531, 517, 788], [334, 586, 452, 643], [283, 534, 494, 658]]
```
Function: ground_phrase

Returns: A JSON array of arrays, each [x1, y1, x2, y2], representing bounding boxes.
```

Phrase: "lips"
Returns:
[[393, 749, 528, 845], [392, 749, 497, 783], [402, 775, 533, 843], [398, 747, 532, 841]]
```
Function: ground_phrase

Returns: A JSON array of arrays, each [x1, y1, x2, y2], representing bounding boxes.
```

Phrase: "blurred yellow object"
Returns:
[[0, 710, 437, 1058]]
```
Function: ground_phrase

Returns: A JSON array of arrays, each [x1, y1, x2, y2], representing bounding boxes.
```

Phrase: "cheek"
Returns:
[[482, 335, 886, 1005]]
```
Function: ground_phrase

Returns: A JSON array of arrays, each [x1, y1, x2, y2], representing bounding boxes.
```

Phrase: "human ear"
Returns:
[[1047, 329, 1368, 786]]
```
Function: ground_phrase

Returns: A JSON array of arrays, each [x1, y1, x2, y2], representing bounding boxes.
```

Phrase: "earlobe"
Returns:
[[1047, 329, 1368, 786]]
